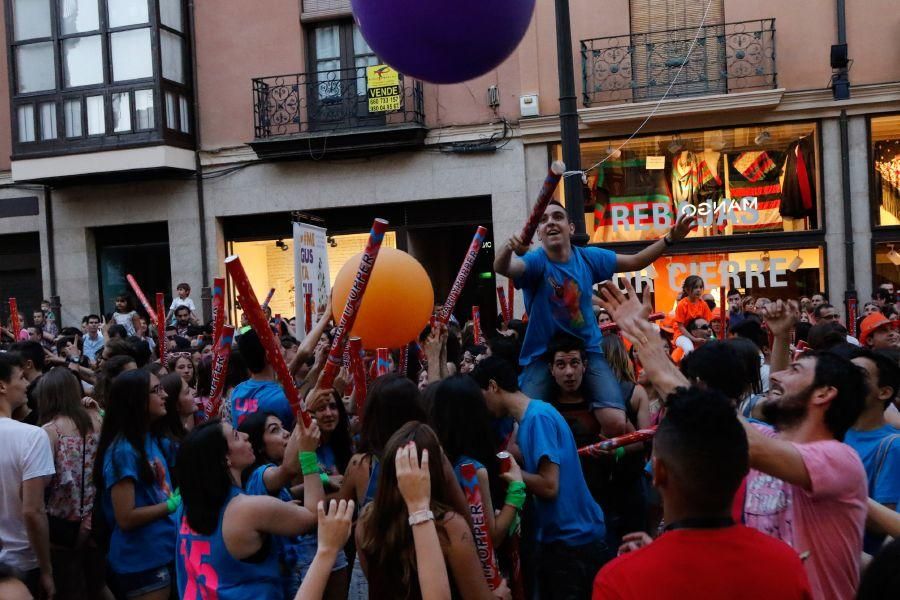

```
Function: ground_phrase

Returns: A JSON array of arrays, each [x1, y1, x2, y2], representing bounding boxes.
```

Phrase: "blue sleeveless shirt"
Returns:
[[176, 487, 280, 600]]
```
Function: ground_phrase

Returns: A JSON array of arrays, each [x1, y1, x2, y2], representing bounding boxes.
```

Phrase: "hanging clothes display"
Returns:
[[696, 150, 725, 206], [591, 152, 673, 243], [780, 136, 816, 219], [670, 151, 700, 207], [874, 140, 900, 223], [728, 150, 784, 234]]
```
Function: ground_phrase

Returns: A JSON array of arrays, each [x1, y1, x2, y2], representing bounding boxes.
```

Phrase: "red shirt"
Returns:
[[593, 525, 811, 600]]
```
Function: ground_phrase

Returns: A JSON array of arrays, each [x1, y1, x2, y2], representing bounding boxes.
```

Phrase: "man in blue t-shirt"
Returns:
[[495, 200, 693, 436], [472, 355, 608, 599], [844, 348, 900, 553], [230, 329, 294, 429]]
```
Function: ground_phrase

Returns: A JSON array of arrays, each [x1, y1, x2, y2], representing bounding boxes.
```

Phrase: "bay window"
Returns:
[[5, 0, 193, 157]]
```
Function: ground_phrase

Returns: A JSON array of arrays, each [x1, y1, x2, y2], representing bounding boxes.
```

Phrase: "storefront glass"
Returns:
[[230, 231, 397, 322], [871, 115, 900, 227], [557, 122, 820, 244], [617, 246, 825, 314], [873, 241, 900, 293]]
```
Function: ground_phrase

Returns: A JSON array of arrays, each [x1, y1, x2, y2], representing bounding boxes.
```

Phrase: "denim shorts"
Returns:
[[113, 562, 173, 598], [519, 350, 625, 411]]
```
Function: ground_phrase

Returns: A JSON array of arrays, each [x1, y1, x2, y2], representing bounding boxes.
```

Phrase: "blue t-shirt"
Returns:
[[229, 379, 293, 429], [844, 425, 900, 504], [514, 246, 617, 366], [844, 425, 900, 553], [452, 455, 486, 491], [516, 399, 605, 545], [102, 434, 176, 574], [176, 487, 280, 600]]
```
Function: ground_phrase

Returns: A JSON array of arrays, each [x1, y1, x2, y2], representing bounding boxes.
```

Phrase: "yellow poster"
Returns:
[[366, 65, 402, 112]]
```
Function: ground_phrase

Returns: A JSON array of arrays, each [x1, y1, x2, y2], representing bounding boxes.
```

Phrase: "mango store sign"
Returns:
[[607, 198, 760, 231]]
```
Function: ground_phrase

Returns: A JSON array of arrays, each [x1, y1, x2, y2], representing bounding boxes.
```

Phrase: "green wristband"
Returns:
[[505, 480, 527, 510], [299, 451, 320, 476], [166, 489, 182, 514], [614, 447, 626, 462]]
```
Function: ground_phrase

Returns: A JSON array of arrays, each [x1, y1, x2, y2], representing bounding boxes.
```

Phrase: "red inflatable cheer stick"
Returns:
[[438, 226, 487, 324], [226, 255, 311, 427], [320, 218, 389, 390], [518, 161, 565, 251], [127, 274, 158, 324]]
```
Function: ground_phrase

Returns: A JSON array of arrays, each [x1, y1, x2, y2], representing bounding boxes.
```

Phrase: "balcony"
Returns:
[[581, 19, 776, 107], [249, 67, 427, 159]]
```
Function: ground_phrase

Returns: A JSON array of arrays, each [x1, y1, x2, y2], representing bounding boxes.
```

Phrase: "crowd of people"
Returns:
[[1, 201, 900, 600]]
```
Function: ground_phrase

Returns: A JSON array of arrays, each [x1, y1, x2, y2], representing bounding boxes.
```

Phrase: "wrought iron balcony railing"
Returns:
[[581, 19, 776, 107], [252, 67, 425, 139]]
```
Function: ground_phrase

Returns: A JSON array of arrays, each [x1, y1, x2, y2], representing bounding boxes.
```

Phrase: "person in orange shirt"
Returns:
[[674, 276, 712, 346]]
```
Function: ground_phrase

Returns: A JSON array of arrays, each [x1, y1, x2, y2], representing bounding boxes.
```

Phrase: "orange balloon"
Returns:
[[332, 247, 434, 350]]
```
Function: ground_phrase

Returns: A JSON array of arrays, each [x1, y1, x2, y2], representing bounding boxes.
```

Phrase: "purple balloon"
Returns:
[[351, 0, 536, 84]]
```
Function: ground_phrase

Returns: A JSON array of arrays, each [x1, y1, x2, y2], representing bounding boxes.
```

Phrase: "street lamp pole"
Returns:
[[554, 0, 588, 246]]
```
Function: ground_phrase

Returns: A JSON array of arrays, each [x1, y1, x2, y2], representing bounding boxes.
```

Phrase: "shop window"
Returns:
[[616, 246, 825, 314], [556, 122, 820, 244], [873, 242, 900, 294], [872, 115, 900, 227], [6, 0, 194, 158], [229, 232, 398, 323]]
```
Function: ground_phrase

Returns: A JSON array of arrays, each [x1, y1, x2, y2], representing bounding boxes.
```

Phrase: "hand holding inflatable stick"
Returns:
[[516, 161, 565, 255], [578, 427, 658, 458]]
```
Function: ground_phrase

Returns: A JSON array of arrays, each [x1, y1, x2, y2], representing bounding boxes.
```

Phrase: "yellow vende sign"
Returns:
[[366, 65, 402, 113]]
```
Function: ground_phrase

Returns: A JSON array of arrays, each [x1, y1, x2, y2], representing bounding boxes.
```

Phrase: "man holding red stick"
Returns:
[[494, 201, 694, 436]]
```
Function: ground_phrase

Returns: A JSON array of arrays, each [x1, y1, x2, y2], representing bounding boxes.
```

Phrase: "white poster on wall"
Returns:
[[293, 222, 331, 336]]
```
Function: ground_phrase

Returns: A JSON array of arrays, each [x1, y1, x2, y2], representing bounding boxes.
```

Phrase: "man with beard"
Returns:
[[494, 200, 694, 438], [594, 281, 868, 600]]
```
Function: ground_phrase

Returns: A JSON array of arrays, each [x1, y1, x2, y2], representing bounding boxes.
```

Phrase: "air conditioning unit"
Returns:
[[520, 94, 539, 117]]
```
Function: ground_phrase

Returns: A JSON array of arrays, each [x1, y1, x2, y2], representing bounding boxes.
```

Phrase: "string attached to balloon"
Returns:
[[561, 0, 717, 182]]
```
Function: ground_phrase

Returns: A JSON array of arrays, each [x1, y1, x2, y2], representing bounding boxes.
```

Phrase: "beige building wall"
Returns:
[[2, 1, 900, 323]]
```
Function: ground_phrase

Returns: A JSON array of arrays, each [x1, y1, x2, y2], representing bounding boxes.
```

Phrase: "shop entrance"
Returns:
[[95, 222, 171, 319], [221, 196, 495, 334], [0, 232, 43, 326], [408, 224, 496, 331]]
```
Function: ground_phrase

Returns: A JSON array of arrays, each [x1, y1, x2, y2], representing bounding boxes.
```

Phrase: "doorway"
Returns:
[[0, 232, 43, 326], [95, 222, 171, 319]]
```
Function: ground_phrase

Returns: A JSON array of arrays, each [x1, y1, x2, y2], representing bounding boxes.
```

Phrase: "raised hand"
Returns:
[[498, 455, 524, 484], [761, 299, 799, 338], [507, 234, 529, 257], [283, 424, 302, 476], [317, 499, 354, 554], [298, 416, 321, 453], [669, 212, 697, 242], [597, 280, 654, 345], [396, 441, 431, 513]]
